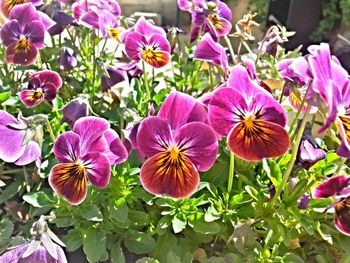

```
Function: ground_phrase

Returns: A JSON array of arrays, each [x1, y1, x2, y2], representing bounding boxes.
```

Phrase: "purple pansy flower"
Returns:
[[49, 117, 128, 205], [59, 47, 77, 71], [189, 0, 232, 42], [296, 123, 327, 170], [19, 70, 62, 107], [194, 33, 228, 76], [0, 3, 55, 66], [1, 0, 42, 17], [313, 176, 350, 235], [124, 17, 171, 68], [208, 65, 290, 161], [0, 111, 41, 166], [136, 91, 218, 198], [0, 242, 67, 263], [101, 63, 143, 92], [60, 97, 89, 127]]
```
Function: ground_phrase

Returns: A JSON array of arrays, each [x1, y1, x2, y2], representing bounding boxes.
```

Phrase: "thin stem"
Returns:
[[227, 151, 235, 194], [334, 158, 347, 175], [208, 65, 213, 87], [224, 36, 238, 65], [142, 62, 151, 100], [270, 104, 312, 207], [45, 118, 56, 142]]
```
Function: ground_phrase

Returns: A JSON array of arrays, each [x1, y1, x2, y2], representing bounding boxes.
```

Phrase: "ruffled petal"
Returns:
[[19, 89, 45, 107], [158, 91, 209, 131], [208, 87, 248, 136], [54, 131, 81, 163], [49, 163, 87, 205], [137, 116, 174, 157], [0, 20, 21, 46], [30, 70, 62, 89], [175, 122, 218, 171], [227, 120, 290, 161], [140, 49, 170, 68], [104, 129, 128, 165], [6, 40, 38, 66], [8, 3, 40, 24], [124, 31, 146, 61], [82, 152, 111, 188], [73, 117, 109, 155], [335, 198, 350, 235], [15, 141, 41, 166], [312, 176, 350, 198], [140, 151, 200, 198], [135, 16, 166, 37]]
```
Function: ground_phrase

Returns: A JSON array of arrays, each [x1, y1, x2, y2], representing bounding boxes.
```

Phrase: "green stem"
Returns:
[[227, 151, 235, 194], [270, 104, 312, 207], [288, 84, 312, 136], [142, 62, 151, 100], [208, 65, 213, 87], [224, 36, 238, 65], [45, 118, 56, 142]]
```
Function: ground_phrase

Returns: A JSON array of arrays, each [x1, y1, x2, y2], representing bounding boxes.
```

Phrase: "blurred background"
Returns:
[[118, 0, 350, 72]]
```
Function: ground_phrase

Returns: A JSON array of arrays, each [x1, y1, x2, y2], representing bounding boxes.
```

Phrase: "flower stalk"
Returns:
[[227, 151, 235, 194]]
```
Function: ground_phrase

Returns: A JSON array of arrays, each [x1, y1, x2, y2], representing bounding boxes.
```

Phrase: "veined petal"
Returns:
[[137, 116, 174, 157], [135, 16, 166, 37], [147, 33, 171, 53], [338, 115, 350, 150], [73, 117, 110, 155], [175, 122, 218, 171], [208, 87, 248, 136], [30, 70, 62, 89], [49, 163, 87, 205], [15, 141, 41, 166], [6, 40, 38, 66], [140, 49, 170, 68], [227, 120, 290, 161], [104, 129, 128, 165], [140, 151, 200, 199], [124, 31, 146, 61], [19, 89, 44, 107], [23, 21, 45, 49], [158, 91, 209, 131], [0, 20, 21, 46], [208, 16, 232, 37], [53, 131, 81, 163], [83, 152, 111, 188], [312, 176, 350, 199], [335, 198, 350, 235], [8, 3, 40, 23]]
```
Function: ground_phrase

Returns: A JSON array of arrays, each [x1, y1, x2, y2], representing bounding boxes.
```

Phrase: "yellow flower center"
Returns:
[[108, 28, 122, 42], [208, 15, 222, 30], [33, 88, 43, 99], [143, 48, 157, 59], [168, 146, 180, 161], [243, 114, 256, 129], [15, 37, 32, 54]]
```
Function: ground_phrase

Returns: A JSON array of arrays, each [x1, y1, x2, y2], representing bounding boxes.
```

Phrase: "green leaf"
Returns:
[[191, 218, 221, 234], [110, 241, 125, 263], [82, 204, 103, 221], [0, 92, 10, 103], [172, 214, 187, 234], [124, 230, 156, 254], [62, 229, 83, 252], [128, 210, 150, 229], [22, 191, 56, 208], [109, 198, 128, 224], [83, 228, 106, 263], [0, 219, 14, 238], [154, 233, 177, 262], [0, 180, 22, 204], [167, 251, 182, 263], [156, 215, 172, 235], [135, 258, 159, 263]]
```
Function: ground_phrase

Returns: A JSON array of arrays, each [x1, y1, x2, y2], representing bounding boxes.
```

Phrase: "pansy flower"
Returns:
[[0, 111, 41, 166], [124, 17, 171, 68], [0, 0, 42, 17], [49, 117, 128, 205], [60, 97, 89, 127], [59, 47, 77, 71], [136, 91, 218, 198], [313, 176, 350, 235], [19, 70, 62, 107], [208, 65, 290, 161], [0, 3, 55, 66], [194, 33, 228, 76], [189, 0, 232, 42]]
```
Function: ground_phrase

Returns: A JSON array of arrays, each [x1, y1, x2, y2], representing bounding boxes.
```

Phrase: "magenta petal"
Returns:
[[104, 129, 128, 165], [135, 16, 166, 38], [42, 83, 59, 102], [175, 122, 218, 171], [209, 16, 232, 37], [0, 20, 21, 46], [208, 87, 247, 136], [147, 33, 171, 53], [30, 70, 62, 89], [228, 65, 267, 98], [0, 111, 26, 163], [37, 10, 56, 31], [80, 10, 100, 29], [23, 21, 45, 49], [73, 117, 110, 155], [19, 90, 44, 107], [178, 0, 192, 10], [158, 91, 209, 131], [124, 31, 146, 61], [15, 141, 41, 166], [192, 11, 207, 27], [337, 141, 350, 158], [137, 116, 174, 157], [8, 3, 40, 24], [83, 152, 111, 188], [6, 41, 38, 66], [54, 131, 81, 163], [312, 176, 350, 198]]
